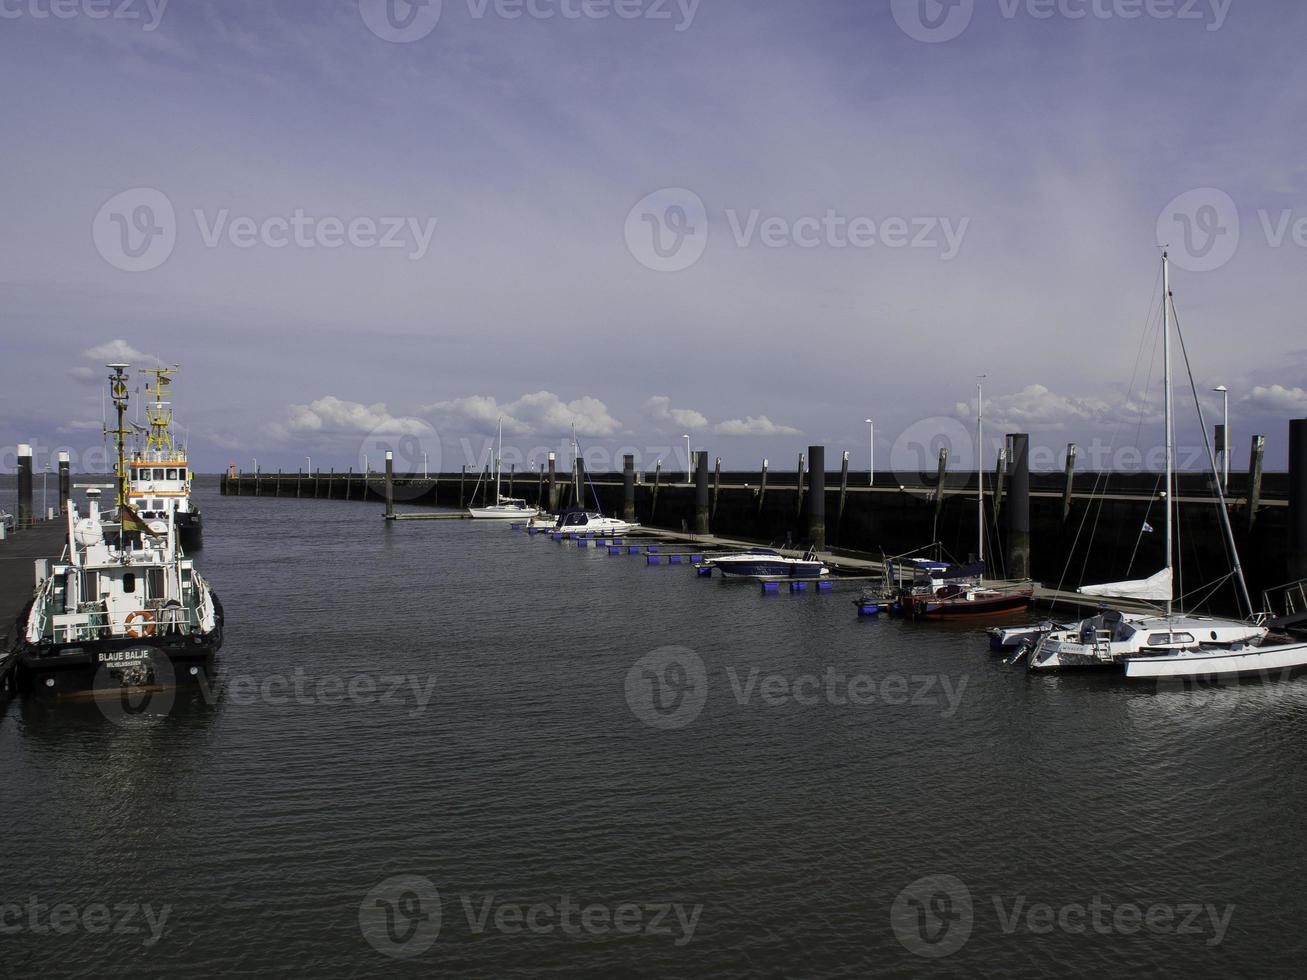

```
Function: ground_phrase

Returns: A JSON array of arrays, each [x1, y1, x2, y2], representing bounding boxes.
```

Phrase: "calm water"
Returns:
[[2, 484, 1306, 978]]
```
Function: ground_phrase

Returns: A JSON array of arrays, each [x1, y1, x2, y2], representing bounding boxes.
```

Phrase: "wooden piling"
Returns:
[[695, 451, 710, 535], [385, 452, 394, 518], [1006, 434, 1031, 579], [757, 458, 768, 515], [712, 456, 721, 520], [623, 455, 636, 522], [1289, 420, 1307, 582], [57, 451, 70, 514], [795, 453, 806, 521], [992, 448, 1006, 521], [547, 452, 558, 512], [1061, 443, 1077, 522], [16, 445, 33, 529], [459, 465, 466, 509], [1247, 435, 1265, 532], [836, 450, 849, 542], [808, 445, 826, 551], [931, 447, 948, 543], [651, 460, 662, 518]]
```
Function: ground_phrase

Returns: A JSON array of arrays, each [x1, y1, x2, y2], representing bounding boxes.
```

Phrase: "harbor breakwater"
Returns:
[[217, 424, 1307, 614]]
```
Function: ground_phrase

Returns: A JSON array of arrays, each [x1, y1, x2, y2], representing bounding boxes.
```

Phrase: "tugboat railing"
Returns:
[[47, 604, 200, 643]]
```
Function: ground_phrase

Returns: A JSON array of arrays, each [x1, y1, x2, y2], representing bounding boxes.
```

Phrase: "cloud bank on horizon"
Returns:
[[2, 0, 1306, 472]]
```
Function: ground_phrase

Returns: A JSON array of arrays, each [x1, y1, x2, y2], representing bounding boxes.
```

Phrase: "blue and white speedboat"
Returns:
[[705, 548, 828, 580]]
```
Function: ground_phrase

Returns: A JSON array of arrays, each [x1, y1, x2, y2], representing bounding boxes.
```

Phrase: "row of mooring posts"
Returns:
[[282, 422, 1307, 589], [6, 446, 71, 537]]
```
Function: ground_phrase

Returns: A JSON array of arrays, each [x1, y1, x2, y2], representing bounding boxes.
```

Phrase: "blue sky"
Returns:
[[2, 0, 1305, 475]]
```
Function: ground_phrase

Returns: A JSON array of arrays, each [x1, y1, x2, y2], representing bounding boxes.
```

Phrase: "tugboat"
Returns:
[[122, 366, 203, 549], [13, 364, 223, 698], [14, 489, 223, 698]]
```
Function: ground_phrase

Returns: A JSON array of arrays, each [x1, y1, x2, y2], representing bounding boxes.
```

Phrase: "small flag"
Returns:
[[119, 504, 150, 535], [1142, 521, 1155, 533]]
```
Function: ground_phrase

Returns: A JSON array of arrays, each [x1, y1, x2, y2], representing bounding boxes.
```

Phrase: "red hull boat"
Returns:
[[905, 583, 1035, 620]]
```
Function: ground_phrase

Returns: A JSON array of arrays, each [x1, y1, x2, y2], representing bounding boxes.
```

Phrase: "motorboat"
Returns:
[[549, 509, 639, 535], [705, 547, 828, 579]]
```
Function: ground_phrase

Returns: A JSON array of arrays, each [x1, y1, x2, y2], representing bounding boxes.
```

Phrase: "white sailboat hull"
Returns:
[[1125, 641, 1307, 679], [467, 506, 541, 520]]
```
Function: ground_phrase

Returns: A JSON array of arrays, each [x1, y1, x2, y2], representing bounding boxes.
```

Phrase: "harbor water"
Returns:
[[2, 482, 1306, 977]]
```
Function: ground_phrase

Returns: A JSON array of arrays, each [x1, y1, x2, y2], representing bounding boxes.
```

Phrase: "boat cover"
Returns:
[[1078, 567, 1173, 602]]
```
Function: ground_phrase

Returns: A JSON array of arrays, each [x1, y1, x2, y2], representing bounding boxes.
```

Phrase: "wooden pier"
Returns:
[[0, 520, 66, 697]]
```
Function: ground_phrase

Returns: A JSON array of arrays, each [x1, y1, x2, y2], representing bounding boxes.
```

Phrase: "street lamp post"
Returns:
[[1213, 385, 1229, 492], [864, 419, 874, 487], [684, 434, 691, 483]]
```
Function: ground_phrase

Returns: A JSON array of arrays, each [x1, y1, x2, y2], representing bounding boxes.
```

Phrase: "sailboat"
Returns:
[[1028, 252, 1272, 672], [901, 379, 1034, 619], [545, 425, 639, 534], [467, 418, 544, 520]]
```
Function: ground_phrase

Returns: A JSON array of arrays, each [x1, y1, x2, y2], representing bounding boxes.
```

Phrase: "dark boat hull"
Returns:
[[176, 510, 203, 550], [715, 561, 826, 579], [907, 591, 1034, 620], [14, 598, 223, 699]]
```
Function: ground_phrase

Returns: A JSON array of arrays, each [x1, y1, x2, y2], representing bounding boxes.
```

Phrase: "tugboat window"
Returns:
[[123, 573, 137, 594], [167, 468, 178, 479]]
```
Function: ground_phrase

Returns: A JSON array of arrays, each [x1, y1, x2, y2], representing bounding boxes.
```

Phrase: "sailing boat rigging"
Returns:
[[466, 417, 543, 520], [546, 423, 640, 534], [901, 378, 1034, 619], [1028, 251, 1270, 671]]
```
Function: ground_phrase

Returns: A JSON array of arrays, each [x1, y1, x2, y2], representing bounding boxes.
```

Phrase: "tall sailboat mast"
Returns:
[[572, 423, 581, 504], [495, 417, 503, 504], [1163, 250, 1174, 619], [977, 376, 985, 572]]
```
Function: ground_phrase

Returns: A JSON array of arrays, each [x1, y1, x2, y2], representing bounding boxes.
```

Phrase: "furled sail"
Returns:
[[1077, 567, 1173, 602]]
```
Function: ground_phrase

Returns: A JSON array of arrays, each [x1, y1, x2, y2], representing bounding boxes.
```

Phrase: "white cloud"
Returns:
[[1244, 384, 1307, 416], [81, 339, 152, 364], [957, 384, 1159, 431], [713, 415, 802, 436], [278, 396, 429, 437], [425, 391, 622, 438], [66, 366, 98, 384], [643, 396, 708, 430], [57, 419, 103, 434]]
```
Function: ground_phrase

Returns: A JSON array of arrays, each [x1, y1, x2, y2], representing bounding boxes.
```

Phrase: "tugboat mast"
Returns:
[[140, 366, 178, 456], [107, 363, 131, 508]]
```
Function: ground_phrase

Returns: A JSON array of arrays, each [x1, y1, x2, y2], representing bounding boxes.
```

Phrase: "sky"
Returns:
[[2, 0, 1305, 477]]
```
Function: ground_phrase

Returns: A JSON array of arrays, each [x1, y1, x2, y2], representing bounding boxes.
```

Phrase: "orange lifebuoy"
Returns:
[[124, 610, 155, 638]]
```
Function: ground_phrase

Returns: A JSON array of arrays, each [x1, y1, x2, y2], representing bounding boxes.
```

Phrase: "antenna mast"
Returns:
[[107, 364, 130, 507]]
